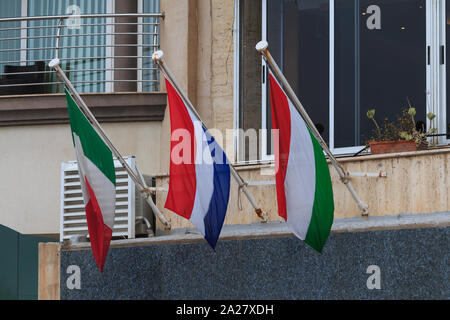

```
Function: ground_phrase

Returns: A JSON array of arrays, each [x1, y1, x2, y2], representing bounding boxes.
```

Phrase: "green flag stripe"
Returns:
[[65, 89, 116, 186], [304, 130, 334, 253]]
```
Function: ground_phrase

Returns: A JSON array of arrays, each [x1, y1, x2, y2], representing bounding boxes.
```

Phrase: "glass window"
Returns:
[[267, 0, 330, 149], [335, 0, 426, 148], [143, 0, 160, 92], [238, 0, 262, 162], [0, 1, 23, 95], [237, 0, 432, 161], [447, 0, 450, 139], [0, 0, 162, 95], [28, 0, 108, 93]]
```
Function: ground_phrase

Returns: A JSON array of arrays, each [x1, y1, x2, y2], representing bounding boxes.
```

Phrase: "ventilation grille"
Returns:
[[60, 157, 136, 242]]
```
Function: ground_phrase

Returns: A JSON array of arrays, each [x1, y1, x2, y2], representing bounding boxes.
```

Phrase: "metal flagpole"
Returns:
[[48, 58, 172, 230], [152, 50, 269, 222], [256, 41, 369, 216]]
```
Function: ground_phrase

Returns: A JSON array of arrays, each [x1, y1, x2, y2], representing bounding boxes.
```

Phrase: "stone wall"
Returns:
[[60, 225, 449, 300], [155, 148, 450, 231]]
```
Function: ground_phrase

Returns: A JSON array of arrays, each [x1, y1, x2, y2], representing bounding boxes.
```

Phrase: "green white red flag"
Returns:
[[65, 89, 116, 272], [268, 72, 334, 253]]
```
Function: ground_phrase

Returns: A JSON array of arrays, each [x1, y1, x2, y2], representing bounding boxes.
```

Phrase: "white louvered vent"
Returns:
[[60, 157, 138, 242]]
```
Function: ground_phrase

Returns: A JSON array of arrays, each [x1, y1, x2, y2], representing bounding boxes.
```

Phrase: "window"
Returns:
[[236, 0, 450, 162], [0, 0, 161, 94]]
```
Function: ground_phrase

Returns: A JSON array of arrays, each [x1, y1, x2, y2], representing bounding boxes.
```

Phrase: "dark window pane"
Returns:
[[239, 0, 262, 161], [335, 0, 426, 147], [335, 0, 357, 147], [359, 0, 426, 144], [447, 0, 450, 138], [267, 0, 330, 154]]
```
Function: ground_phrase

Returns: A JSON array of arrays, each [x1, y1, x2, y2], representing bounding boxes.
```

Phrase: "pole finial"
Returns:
[[255, 40, 269, 53], [152, 50, 164, 62], [48, 58, 61, 69]]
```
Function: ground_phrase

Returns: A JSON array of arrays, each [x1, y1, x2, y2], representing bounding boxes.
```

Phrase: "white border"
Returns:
[[439, 0, 449, 144], [137, 0, 143, 93], [260, 0, 274, 162], [105, 0, 115, 92], [233, 0, 240, 164], [235, 0, 447, 161]]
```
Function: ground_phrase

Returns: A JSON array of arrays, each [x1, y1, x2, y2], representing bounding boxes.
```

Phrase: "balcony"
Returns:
[[0, 13, 167, 126]]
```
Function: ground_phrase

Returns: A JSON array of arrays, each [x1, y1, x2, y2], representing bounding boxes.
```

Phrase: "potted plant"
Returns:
[[366, 107, 436, 155]]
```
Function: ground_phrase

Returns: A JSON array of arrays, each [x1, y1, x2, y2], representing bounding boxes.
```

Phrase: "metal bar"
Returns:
[[0, 44, 159, 53], [0, 21, 160, 27], [0, 79, 159, 88], [246, 181, 276, 187], [0, 32, 159, 42], [134, 162, 170, 232], [20, 0, 27, 67], [0, 67, 157, 76], [152, 50, 268, 222], [0, 56, 155, 65], [348, 172, 387, 178], [0, 22, 160, 33], [0, 13, 165, 23], [256, 41, 369, 216], [49, 58, 171, 230]]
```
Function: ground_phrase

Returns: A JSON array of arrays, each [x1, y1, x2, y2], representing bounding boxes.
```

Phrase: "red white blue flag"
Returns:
[[164, 79, 231, 249]]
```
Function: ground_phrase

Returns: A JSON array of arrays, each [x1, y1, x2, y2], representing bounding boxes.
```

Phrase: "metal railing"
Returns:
[[0, 13, 163, 95]]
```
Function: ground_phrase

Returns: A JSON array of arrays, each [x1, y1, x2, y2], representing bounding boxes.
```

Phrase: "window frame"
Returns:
[[13, 0, 116, 93], [234, 0, 450, 164]]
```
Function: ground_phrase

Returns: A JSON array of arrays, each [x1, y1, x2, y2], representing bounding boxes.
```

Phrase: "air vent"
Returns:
[[60, 156, 154, 242]]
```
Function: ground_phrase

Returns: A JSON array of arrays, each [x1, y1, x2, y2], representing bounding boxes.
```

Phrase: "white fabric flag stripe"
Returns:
[[74, 134, 116, 230], [284, 98, 316, 240], [65, 88, 116, 272], [189, 115, 215, 237], [269, 71, 334, 253], [164, 78, 231, 249]]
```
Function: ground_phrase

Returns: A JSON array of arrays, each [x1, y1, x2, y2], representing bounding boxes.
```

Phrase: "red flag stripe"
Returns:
[[269, 73, 292, 221], [164, 79, 197, 219], [85, 177, 112, 273]]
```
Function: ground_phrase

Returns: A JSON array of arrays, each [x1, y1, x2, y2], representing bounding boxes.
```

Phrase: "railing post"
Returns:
[[114, 1, 138, 92]]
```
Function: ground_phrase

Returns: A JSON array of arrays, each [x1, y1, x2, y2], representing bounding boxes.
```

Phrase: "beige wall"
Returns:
[[0, 122, 161, 235], [159, 0, 236, 174], [4, 1, 448, 237], [155, 149, 450, 230]]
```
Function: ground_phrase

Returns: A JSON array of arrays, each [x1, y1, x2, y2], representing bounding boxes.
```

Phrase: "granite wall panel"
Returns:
[[60, 227, 449, 300]]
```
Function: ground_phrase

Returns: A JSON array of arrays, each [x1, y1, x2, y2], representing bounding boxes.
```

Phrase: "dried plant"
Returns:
[[366, 99, 436, 149]]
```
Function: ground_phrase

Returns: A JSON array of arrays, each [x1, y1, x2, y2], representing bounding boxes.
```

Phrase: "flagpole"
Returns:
[[256, 41, 369, 216], [152, 50, 269, 223], [48, 58, 172, 230]]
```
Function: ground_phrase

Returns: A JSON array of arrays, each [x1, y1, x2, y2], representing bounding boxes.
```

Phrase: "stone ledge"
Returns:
[[0, 92, 167, 126], [61, 211, 450, 251]]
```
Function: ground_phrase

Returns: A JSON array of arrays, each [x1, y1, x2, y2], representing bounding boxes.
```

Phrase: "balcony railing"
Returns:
[[0, 13, 163, 95]]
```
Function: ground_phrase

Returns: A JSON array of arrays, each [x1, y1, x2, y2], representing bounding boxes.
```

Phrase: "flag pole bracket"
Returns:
[[153, 50, 269, 224], [256, 40, 370, 218]]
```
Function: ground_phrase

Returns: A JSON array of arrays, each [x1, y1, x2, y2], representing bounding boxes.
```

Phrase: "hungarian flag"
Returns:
[[164, 79, 231, 249], [65, 89, 116, 272], [268, 72, 334, 253]]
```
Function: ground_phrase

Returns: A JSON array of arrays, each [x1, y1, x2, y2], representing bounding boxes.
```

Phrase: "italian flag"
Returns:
[[65, 89, 116, 272], [268, 72, 334, 253]]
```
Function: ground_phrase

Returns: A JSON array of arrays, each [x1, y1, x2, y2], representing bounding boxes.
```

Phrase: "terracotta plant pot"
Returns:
[[369, 140, 417, 155]]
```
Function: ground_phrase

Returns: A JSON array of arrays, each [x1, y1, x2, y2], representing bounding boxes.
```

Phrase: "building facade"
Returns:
[[0, 0, 448, 300]]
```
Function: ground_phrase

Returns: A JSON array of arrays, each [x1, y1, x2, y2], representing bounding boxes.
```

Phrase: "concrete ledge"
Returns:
[[62, 211, 450, 251], [0, 92, 167, 126]]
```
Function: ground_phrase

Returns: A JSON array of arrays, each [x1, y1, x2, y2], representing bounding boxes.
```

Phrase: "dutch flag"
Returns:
[[164, 78, 231, 249]]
